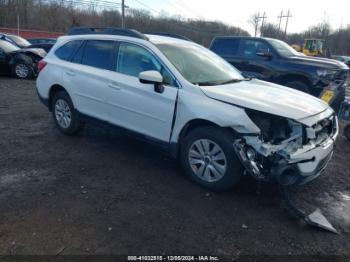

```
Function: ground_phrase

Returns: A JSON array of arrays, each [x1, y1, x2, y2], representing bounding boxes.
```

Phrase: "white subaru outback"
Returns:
[[36, 27, 338, 192]]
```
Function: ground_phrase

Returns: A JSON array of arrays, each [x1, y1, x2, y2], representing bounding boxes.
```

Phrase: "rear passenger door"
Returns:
[[65, 40, 116, 121], [104, 42, 178, 142]]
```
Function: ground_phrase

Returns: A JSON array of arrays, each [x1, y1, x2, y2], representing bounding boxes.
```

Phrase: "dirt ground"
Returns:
[[0, 78, 349, 258]]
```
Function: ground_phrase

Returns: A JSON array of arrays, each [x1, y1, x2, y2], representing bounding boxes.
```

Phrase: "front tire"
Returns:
[[52, 91, 82, 135], [14, 62, 33, 79], [180, 126, 244, 192]]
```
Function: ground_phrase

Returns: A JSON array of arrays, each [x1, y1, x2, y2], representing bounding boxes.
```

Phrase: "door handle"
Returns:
[[65, 70, 75, 77], [108, 82, 121, 90]]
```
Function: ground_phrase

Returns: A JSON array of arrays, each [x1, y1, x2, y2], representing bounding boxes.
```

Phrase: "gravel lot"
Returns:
[[0, 78, 349, 258]]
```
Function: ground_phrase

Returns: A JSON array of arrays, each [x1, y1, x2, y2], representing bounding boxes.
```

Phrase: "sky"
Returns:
[[126, 0, 350, 35]]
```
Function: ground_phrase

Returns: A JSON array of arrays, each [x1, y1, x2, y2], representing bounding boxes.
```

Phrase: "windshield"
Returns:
[[268, 38, 302, 57], [156, 42, 244, 85], [0, 40, 20, 52], [8, 35, 30, 47]]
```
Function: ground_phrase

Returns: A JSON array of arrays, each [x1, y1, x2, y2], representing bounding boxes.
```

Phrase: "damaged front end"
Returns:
[[234, 109, 338, 186]]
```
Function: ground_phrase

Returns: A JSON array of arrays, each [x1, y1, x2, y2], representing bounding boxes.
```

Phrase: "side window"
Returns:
[[55, 40, 82, 61], [117, 42, 176, 86], [71, 42, 85, 64], [211, 38, 240, 56], [240, 40, 270, 58], [81, 40, 115, 70]]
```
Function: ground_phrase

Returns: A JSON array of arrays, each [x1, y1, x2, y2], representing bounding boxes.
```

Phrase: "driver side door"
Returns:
[[105, 42, 178, 142]]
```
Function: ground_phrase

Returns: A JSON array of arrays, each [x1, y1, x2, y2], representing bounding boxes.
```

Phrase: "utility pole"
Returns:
[[254, 12, 260, 37], [284, 9, 292, 38], [259, 12, 267, 37], [16, 0, 20, 36], [17, 15, 20, 36], [277, 10, 283, 31], [121, 0, 125, 28]]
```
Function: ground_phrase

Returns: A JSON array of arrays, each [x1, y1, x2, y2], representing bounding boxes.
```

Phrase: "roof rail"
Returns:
[[147, 32, 192, 41], [67, 27, 148, 40]]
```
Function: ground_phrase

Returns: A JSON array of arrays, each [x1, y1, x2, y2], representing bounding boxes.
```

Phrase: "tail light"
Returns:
[[38, 60, 47, 72]]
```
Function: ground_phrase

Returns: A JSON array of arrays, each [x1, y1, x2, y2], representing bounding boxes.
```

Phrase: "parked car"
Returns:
[[0, 33, 32, 48], [0, 33, 53, 52], [209, 36, 349, 112], [28, 38, 57, 45], [0, 39, 46, 79], [27, 43, 54, 53], [37, 27, 338, 191]]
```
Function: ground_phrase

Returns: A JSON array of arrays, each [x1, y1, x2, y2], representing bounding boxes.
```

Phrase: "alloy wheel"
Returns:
[[188, 139, 227, 182], [54, 99, 72, 129], [15, 63, 29, 78]]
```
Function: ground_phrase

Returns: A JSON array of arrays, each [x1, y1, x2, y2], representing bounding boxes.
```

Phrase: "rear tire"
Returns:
[[285, 81, 310, 93], [180, 126, 244, 192], [51, 91, 82, 135]]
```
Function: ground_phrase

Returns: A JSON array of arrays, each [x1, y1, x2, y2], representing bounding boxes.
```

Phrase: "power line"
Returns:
[[40, 0, 121, 10], [177, 0, 203, 20], [162, 0, 200, 20], [131, 0, 160, 15]]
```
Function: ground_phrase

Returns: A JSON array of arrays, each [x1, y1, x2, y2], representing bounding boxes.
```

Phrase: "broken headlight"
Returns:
[[245, 109, 304, 148]]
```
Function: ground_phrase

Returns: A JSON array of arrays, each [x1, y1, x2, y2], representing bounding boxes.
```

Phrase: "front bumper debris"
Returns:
[[280, 186, 338, 234], [234, 114, 338, 186]]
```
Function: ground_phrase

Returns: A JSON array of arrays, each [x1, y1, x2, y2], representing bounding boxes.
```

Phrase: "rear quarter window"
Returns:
[[55, 40, 83, 61], [81, 40, 115, 70], [210, 38, 240, 57]]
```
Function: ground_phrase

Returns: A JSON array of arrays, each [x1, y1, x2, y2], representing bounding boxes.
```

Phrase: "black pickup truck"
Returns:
[[210, 36, 349, 111]]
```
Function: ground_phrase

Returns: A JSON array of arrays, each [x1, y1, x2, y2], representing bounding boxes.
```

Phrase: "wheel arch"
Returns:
[[48, 84, 71, 111], [170, 118, 235, 159], [277, 74, 312, 88]]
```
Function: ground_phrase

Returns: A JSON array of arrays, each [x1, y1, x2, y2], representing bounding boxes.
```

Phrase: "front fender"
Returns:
[[170, 89, 260, 143]]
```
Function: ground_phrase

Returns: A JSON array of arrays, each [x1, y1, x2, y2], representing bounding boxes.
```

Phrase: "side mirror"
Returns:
[[256, 49, 273, 59], [139, 70, 164, 93]]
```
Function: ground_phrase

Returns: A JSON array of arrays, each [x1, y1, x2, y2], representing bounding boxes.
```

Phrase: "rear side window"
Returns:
[[81, 40, 115, 70], [210, 38, 240, 56], [240, 39, 270, 58], [55, 40, 82, 61], [71, 42, 85, 64]]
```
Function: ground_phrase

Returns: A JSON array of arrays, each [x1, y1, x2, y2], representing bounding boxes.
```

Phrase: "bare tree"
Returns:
[[248, 13, 260, 37]]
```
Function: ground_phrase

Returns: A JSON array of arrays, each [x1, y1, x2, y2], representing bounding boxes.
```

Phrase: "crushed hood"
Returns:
[[10, 48, 46, 58], [200, 79, 329, 121]]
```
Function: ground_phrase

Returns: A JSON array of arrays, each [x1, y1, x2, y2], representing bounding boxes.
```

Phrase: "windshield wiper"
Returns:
[[195, 78, 252, 86]]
